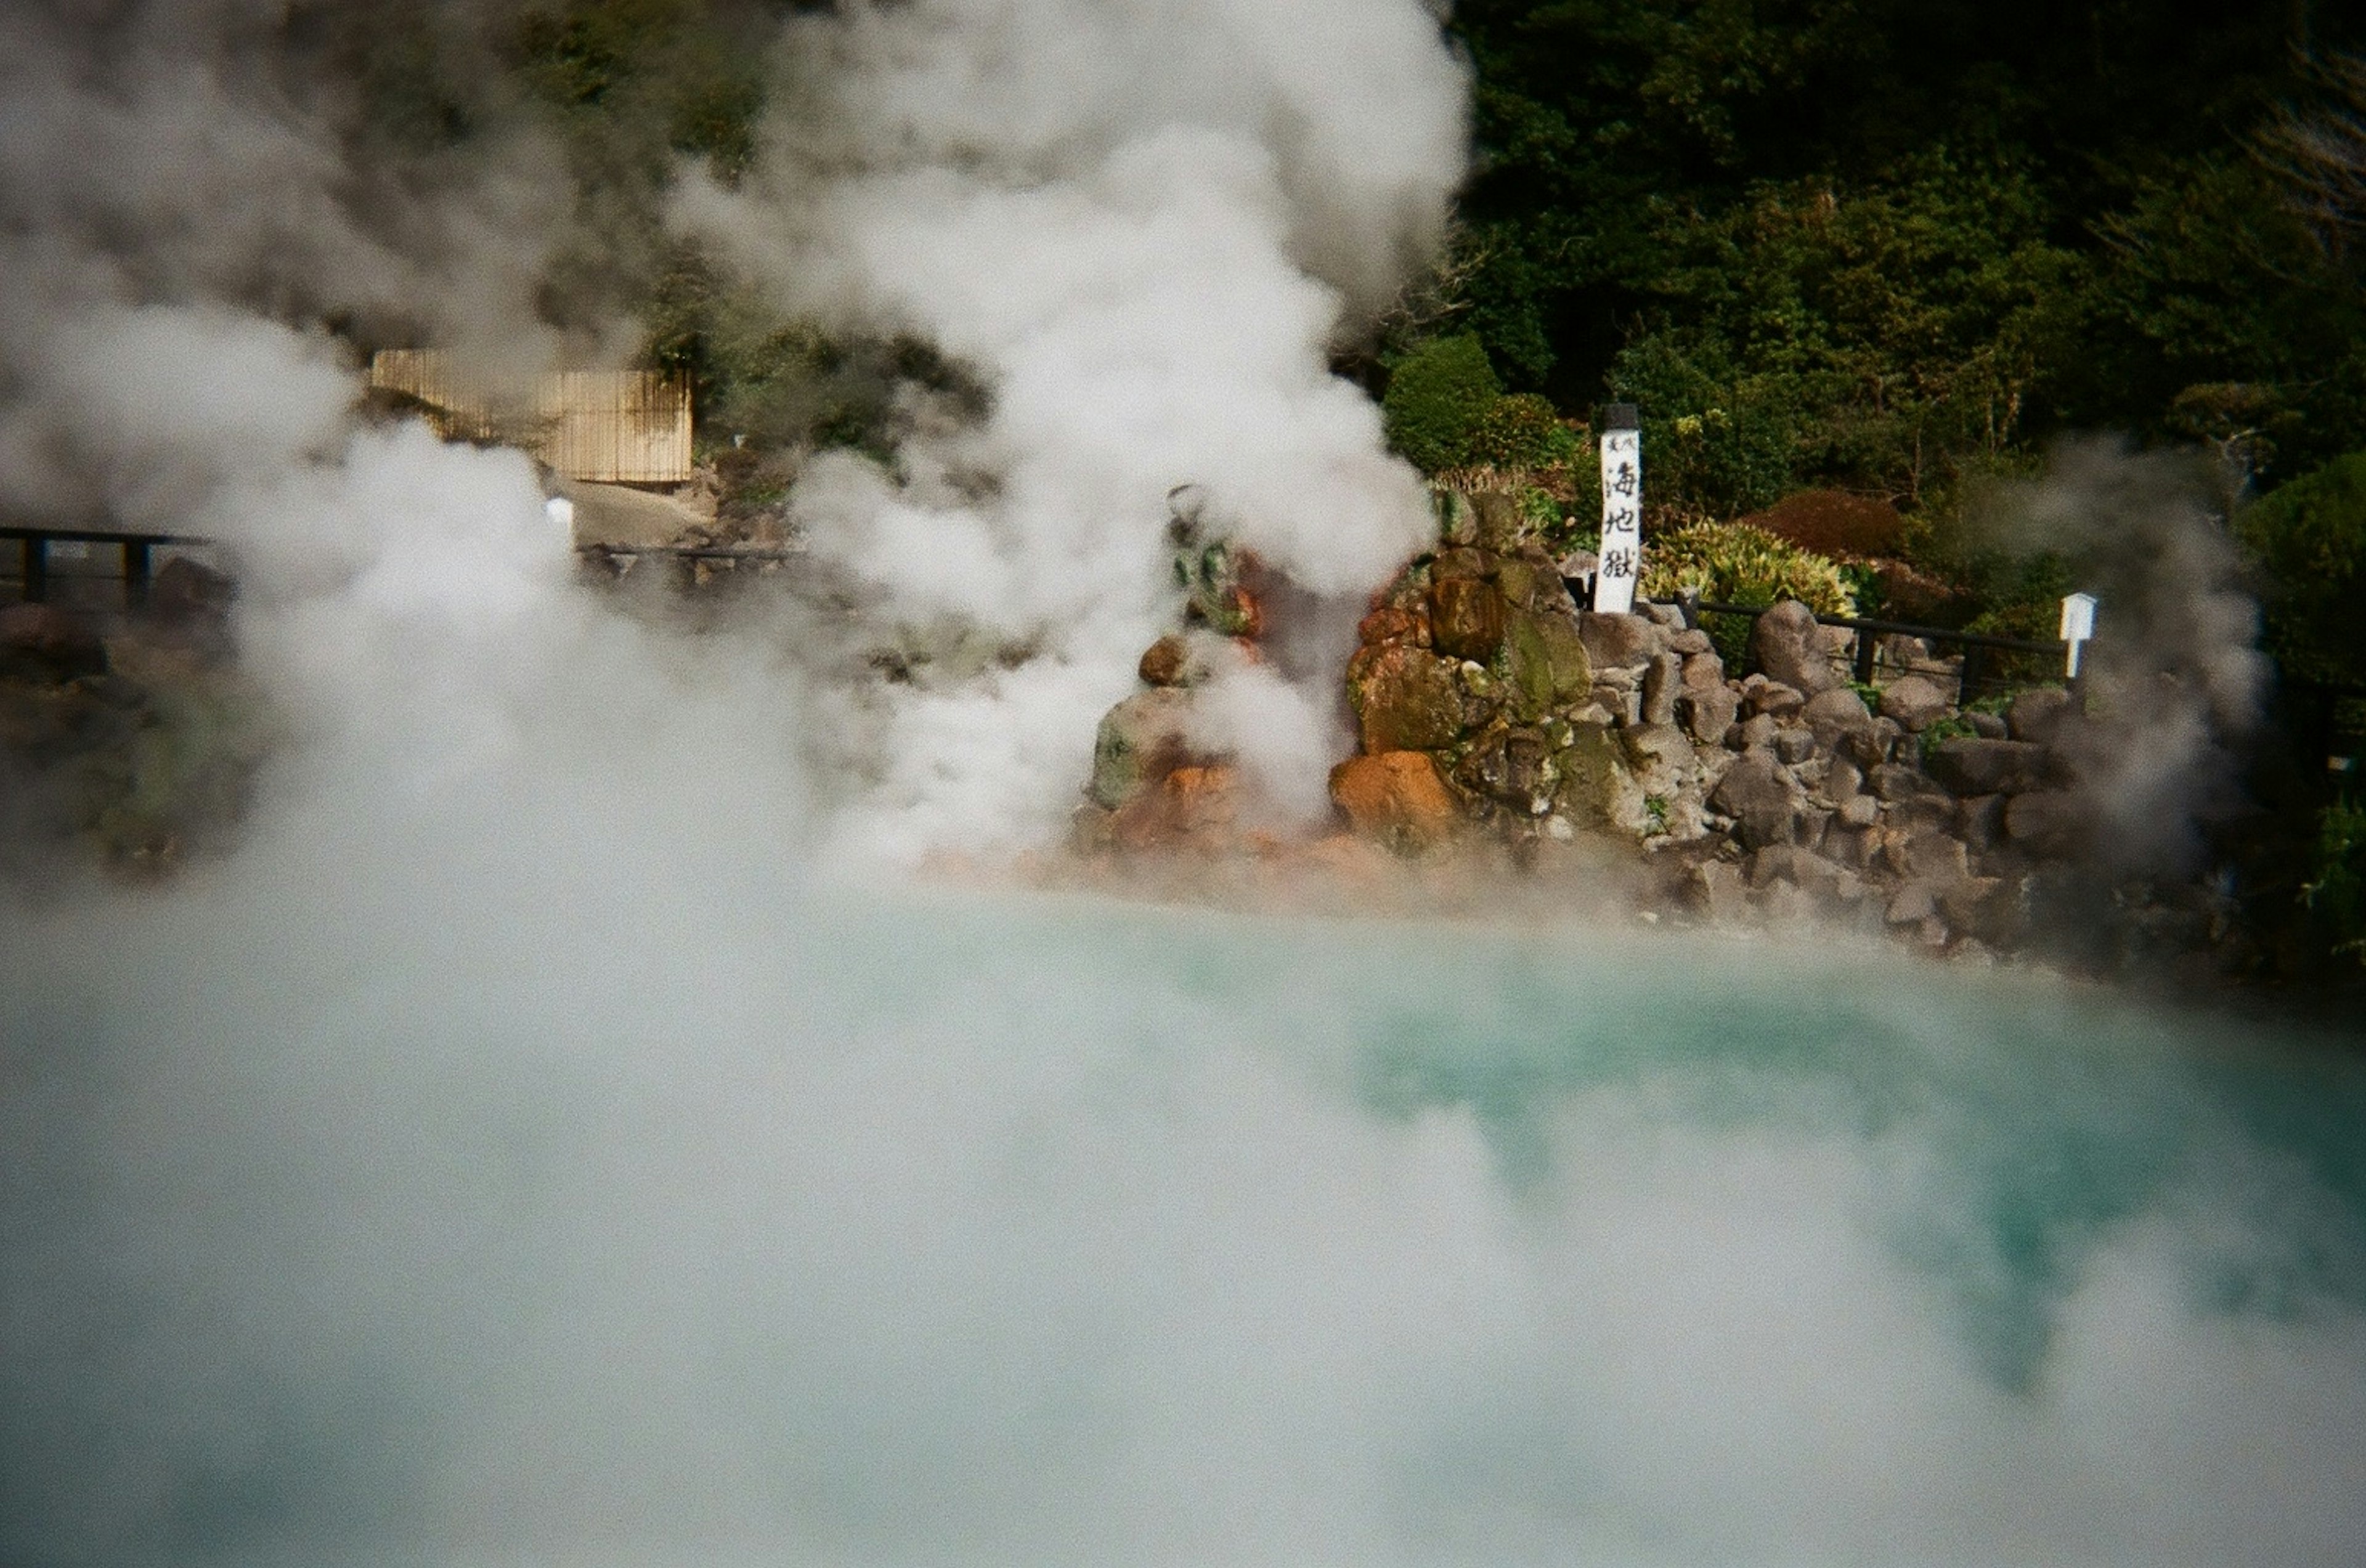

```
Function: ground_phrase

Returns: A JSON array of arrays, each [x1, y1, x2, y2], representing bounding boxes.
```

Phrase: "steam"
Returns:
[[1983, 441, 2272, 876], [7, 867, 2366, 1566], [2, 12, 2362, 1567], [677, 0, 1466, 856]]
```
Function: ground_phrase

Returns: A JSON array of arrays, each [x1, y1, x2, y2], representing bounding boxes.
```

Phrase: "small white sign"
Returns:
[[2060, 591, 2097, 677], [1596, 423, 1642, 615]]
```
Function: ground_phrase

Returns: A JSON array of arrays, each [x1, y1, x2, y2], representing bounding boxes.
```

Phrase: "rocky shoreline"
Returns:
[[1076, 489, 2275, 988]]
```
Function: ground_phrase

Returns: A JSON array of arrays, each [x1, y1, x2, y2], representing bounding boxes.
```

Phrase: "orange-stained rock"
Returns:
[[1329, 751, 1462, 853], [1138, 635, 1192, 688], [1114, 763, 1242, 850], [1209, 584, 1264, 640], [1357, 605, 1426, 649], [1347, 642, 1465, 754]]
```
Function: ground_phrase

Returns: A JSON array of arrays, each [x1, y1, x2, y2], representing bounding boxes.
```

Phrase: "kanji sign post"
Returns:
[[2059, 591, 2097, 678], [1596, 403, 1642, 614]]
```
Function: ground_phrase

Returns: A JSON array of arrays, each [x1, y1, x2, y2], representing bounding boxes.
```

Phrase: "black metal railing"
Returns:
[[2, 525, 210, 609], [1658, 595, 2071, 706]]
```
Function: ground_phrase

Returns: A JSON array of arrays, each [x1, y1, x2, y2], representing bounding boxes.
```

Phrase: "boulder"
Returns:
[[1773, 727, 1816, 765], [1500, 605, 1590, 720], [1903, 829, 1969, 882], [1555, 723, 1652, 835], [1747, 681, 1807, 720], [1455, 726, 1551, 810], [1348, 643, 1465, 754], [2003, 790, 2087, 856], [1877, 673, 1952, 733], [1801, 687, 1875, 749], [1578, 611, 1664, 670], [1924, 737, 2047, 797], [1355, 605, 1426, 650], [1429, 575, 1507, 662], [1957, 793, 2008, 852], [1748, 599, 1839, 695], [1114, 763, 1240, 850], [1138, 635, 1195, 688], [1089, 688, 1203, 808], [0, 604, 107, 684], [1939, 875, 2022, 947], [1330, 751, 1461, 853], [1640, 652, 1682, 726], [1670, 628, 1714, 656], [1968, 712, 2008, 739], [147, 557, 236, 625], [2007, 686, 2075, 745], [1677, 684, 1739, 747], [1868, 762, 1951, 805], [1685, 857, 1751, 922], [1707, 750, 1803, 850], [1620, 723, 1698, 797]]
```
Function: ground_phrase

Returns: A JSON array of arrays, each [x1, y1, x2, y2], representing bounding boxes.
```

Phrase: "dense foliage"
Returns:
[[1381, 335, 1505, 471], [2237, 451, 2366, 687]]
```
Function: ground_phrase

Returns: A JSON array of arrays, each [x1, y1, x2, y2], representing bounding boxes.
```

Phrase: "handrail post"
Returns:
[[1958, 644, 1985, 707], [22, 537, 45, 604], [1853, 627, 1878, 687], [124, 539, 153, 609]]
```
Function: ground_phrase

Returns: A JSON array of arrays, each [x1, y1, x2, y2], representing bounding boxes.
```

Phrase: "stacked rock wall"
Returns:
[[1323, 495, 2149, 959]]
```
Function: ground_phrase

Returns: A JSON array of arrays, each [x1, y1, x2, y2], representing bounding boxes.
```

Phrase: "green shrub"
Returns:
[[2301, 795, 2366, 967], [1640, 518, 1857, 615], [1640, 518, 1858, 666], [1469, 393, 1581, 469], [2237, 452, 2366, 687], [1383, 335, 1502, 472]]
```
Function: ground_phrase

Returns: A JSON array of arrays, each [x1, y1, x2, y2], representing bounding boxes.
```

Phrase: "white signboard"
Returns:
[[2060, 591, 2097, 678], [1596, 411, 1642, 614]]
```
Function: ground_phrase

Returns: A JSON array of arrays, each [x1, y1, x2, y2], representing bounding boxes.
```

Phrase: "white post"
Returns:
[[2059, 591, 2097, 678], [1595, 404, 1642, 615]]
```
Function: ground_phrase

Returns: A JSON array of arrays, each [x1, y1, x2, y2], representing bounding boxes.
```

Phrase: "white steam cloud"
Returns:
[[678, 0, 1466, 857], [4, 10, 2364, 1568]]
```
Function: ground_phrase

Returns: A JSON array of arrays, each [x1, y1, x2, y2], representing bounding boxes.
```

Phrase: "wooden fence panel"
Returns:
[[368, 352, 692, 483]]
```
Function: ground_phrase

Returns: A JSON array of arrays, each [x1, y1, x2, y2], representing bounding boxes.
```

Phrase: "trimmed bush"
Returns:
[[1747, 489, 1905, 558], [1640, 518, 1857, 667], [2237, 452, 2366, 686], [1469, 392, 1582, 469], [1640, 518, 1857, 616], [1384, 335, 1502, 473]]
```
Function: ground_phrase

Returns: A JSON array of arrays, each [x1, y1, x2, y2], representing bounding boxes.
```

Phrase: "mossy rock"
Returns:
[[1349, 643, 1466, 754]]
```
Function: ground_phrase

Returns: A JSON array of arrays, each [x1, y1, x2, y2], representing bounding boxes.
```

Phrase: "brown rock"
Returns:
[[1802, 687, 1874, 749], [0, 604, 107, 684], [1640, 652, 1682, 726], [1348, 643, 1465, 754], [2004, 790, 2087, 856], [1114, 764, 1241, 851], [1708, 750, 1803, 850], [1138, 635, 1192, 688], [1578, 611, 1664, 669], [1877, 674, 1952, 733], [1456, 726, 1551, 808], [1677, 684, 1739, 747], [1429, 575, 1508, 662], [1748, 599, 1839, 696], [1355, 606, 1425, 649], [1089, 688, 1205, 808], [2007, 687, 2075, 745], [1924, 738, 2047, 797], [1330, 751, 1461, 853]]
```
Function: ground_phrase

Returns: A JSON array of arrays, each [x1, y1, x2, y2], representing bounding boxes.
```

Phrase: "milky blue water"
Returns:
[[4, 853, 2364, 1566]]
